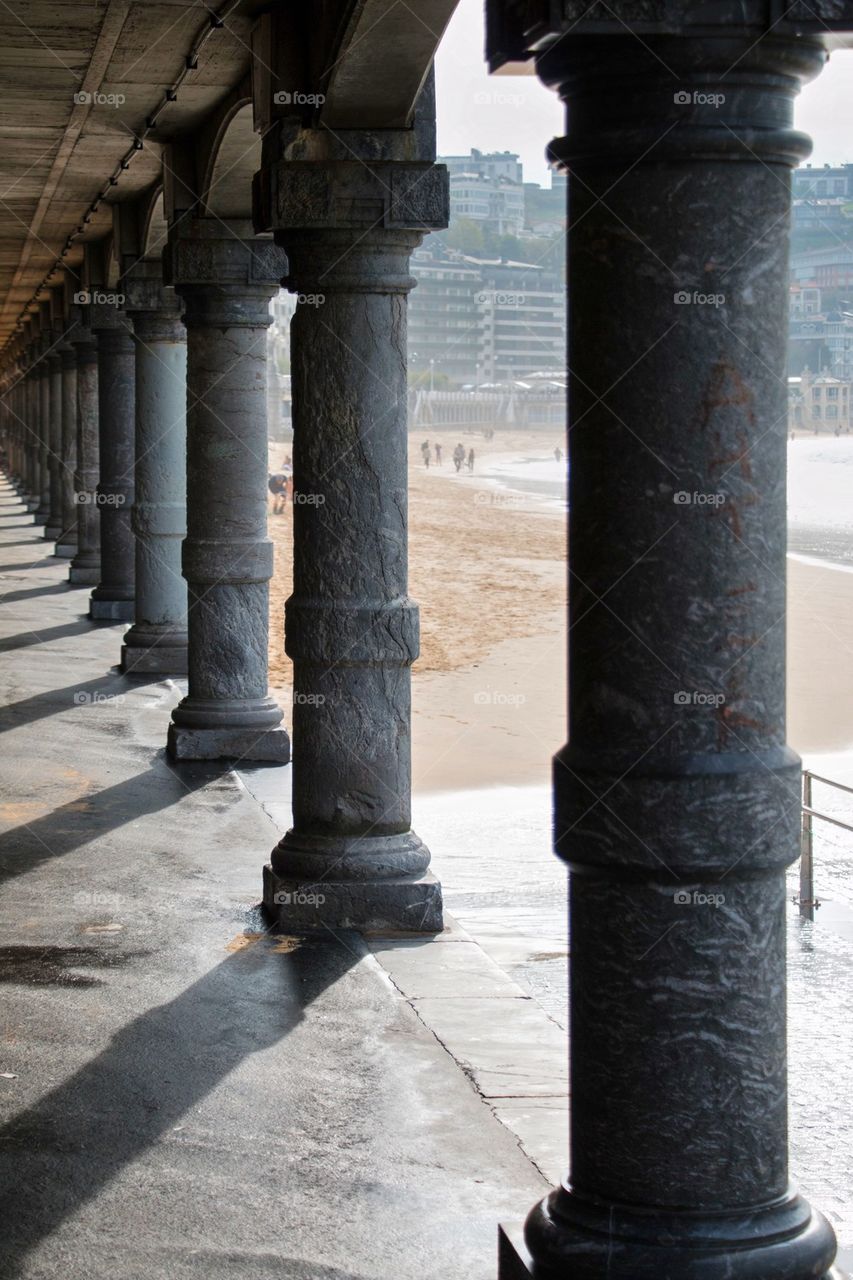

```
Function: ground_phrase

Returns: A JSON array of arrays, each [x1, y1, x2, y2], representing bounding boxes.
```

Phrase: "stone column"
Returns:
[[68, 326, 100, 585], [36, 341, 51, 524], [55, 339, 78, 557], [34, 343, 50, 522], [24, 358, 39, 512], [44, 345, 64, 541], [89, 312, 136, 621], [121, 265, 188, 675], [164, 224, 289, 762], [497, 29, 839, 1280], [257, 163, 447, 930]]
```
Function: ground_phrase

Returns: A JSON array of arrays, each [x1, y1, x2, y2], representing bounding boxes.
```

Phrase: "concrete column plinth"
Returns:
[[255, 162, 449, 931], [68, 327, 100, 586], [164, 224, 289, 762], [89, 316, 135, 622], [121, 269, 187, 676]]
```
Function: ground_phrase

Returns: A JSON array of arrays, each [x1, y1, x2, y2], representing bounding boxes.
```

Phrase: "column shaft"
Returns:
[[24, 364, 39, 510], [121, 280, 187, 675], [55, 346, 78, 557], [165, 229, 288, 762], [68, 329, 100, 584], [498, 30, 837, 1280], [256, 154, 449, 932], [37, 350, 51, 523], [45, 352, 63, 540], [90, 322, 135, 621]]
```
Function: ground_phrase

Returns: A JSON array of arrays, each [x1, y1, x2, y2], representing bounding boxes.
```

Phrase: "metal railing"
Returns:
[[798, 769, 853, 919]]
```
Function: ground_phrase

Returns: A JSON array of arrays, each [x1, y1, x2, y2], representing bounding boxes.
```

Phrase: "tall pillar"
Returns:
[[89, 312, 135, 621], [121, 264, 187, 675], [36, 339, 51, 524], [44, 345, 64, 541], [493, 22, 840, 1280], [257, 164, 447, 930], [55, 338, 78, 558], [24, 355, 39, 512], [68, 325, 100, 585], [164, 223, 289, 762]]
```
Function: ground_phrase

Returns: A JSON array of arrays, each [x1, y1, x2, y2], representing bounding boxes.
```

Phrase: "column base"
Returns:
[[25, 498, 39, 512], [68, 561, 101, 585], [54, 540, 76, 558], [501, 1187, 838, 1280], [262, 863, 443, 933], [33, 510, 48, 525], [121, 642, 187, 676], [167, 722, 291, 763], [44, 522, 62, 541], [90, 595, 135, 622]]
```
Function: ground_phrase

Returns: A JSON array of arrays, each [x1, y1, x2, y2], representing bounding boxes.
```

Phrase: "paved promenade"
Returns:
[[0, 477, 557, 1280]]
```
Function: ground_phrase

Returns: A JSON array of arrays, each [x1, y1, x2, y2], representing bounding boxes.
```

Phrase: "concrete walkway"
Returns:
[[0, 477, 551, 1280]]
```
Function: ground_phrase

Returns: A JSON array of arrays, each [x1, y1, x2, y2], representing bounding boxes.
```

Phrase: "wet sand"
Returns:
[[267, 429, 853, 793]]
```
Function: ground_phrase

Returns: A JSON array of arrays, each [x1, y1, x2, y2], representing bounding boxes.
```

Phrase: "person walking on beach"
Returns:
[[421, 439, 431, 468], [554, 446, 563, 462], [434, 442, 442, 466], [453, 443, 465, 473], [268, 471, 288, 514], [467, 448, 475, 473]]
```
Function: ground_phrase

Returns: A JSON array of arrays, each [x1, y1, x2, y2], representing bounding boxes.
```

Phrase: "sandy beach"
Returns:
[[268, 429, 853, 794]]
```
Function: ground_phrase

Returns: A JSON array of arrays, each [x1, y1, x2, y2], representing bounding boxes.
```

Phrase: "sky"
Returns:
[[435, 0, 853, 188]]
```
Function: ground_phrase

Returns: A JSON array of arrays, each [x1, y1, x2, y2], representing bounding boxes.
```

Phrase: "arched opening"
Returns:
[[141, 189, 168, 260], [202, 103, 259, 220]]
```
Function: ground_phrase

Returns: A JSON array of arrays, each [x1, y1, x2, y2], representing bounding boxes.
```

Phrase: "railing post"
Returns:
[[800, 770, 815, 921]]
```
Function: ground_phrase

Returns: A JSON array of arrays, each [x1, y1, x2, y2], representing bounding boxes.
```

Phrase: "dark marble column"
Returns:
[[68, 326, 100, 585], [55, 338, 78, 558], [44, 345, 64, 541], [164, 224, 289, 762], [89, 312, 135, 621], [35, 341, 51, 524], [24, 356, 39, 512], [121, 265, 188, 675], [496, 28, 839, 1280], [257, 163, 448, 931]]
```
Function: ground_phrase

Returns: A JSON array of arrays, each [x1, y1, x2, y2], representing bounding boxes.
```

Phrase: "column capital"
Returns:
[[164, 221, 286, 327], [487, 0, 853, 61], [165, 219, 286, 287], [257, 159, 449, 236], [70, 325, 98, 360], [123, 264, 184, 344], [89, 299, 130, 333]]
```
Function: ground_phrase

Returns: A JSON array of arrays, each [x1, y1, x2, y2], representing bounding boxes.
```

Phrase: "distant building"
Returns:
[[474, 258, 565, 382], [522, 177, 566, 239], [793, 198, 849, 232], [408, 250, 483, 384], [441, 150, 525, 237], [789, 368, 852, 432], [788, 315, 831, 377], [408, 244, 566, 385], [442, 149, 523, 185], [791, 245, 853, 289], [789, 282, 822, 317], [447, 170, 524, 237], [793, 163, 853, 199]]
